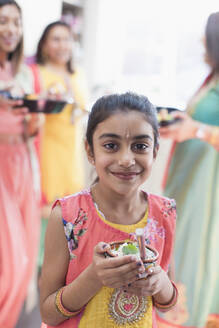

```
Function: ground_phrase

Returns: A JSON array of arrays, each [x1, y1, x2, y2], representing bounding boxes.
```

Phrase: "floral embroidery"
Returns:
[[130, 217, 165, 246], [144, 218, 165, 244], [161, 199, 176, 218], [63, 208, 88, 260]]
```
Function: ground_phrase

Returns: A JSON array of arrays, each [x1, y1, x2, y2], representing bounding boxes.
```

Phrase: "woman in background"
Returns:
[[0, 1, 41, 327], [30, 21, 89, 267], [158, 12, 219, 328], [35, 21, 88, 209]]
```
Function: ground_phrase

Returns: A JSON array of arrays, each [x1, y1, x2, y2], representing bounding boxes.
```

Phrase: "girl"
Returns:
[[0, 0, 42, 327], [40, 92, 178, 328]]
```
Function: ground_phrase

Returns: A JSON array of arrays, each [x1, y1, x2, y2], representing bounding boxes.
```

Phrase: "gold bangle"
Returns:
[[55, 287, 82, 318], [153, 281, 178, 312], [209, 127, 219, 146]]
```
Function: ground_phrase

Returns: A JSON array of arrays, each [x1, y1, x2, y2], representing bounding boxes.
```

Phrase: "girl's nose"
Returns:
[[118, 150, 135, 167]]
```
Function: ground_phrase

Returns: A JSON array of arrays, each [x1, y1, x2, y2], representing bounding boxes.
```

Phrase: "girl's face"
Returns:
[[43, 25, 72, 66], [86, 111, 158, 196], [0, 5, 22, 54]]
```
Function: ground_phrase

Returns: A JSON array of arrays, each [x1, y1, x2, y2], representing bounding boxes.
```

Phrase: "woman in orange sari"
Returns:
[[0, 1, 41, 327]]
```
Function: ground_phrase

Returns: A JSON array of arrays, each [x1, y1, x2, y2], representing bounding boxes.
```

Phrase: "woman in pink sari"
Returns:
[[0, 1, 41, 327]]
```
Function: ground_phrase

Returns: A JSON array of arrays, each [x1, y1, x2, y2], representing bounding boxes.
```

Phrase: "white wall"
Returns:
[[18, 0, 62, 56], [83, 0, 127, 93]]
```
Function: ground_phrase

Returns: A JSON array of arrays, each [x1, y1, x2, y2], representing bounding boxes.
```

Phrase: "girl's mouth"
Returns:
[[111, 171, 140, 180]]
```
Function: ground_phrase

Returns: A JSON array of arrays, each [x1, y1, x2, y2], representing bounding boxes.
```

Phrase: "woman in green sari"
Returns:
[[157, 12, 219, 328]]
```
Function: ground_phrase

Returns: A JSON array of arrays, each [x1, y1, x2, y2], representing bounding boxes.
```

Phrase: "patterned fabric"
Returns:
[[42, 190, 176, 328], [159, 75, 219, 327], [63, 208, 88, 260]]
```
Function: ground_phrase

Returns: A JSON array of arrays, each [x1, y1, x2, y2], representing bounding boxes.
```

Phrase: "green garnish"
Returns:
[[122, 244, 138, 255]]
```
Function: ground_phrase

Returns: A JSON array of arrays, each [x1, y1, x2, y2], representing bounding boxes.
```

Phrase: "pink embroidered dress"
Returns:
[[42, 189, 176, 328], [0, 63, 40, 328]]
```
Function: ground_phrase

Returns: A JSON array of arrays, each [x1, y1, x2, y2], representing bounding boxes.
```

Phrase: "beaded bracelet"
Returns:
[[55, 287, 82, 318], [153, 281, 178, 312]]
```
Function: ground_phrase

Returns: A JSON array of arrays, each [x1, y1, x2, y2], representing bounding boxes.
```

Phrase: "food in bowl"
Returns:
[[106, 240, 159, 279]]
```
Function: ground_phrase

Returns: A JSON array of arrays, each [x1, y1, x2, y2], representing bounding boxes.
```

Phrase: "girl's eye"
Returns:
[[103, 143, 118, 151], [132, 143, 148, 152]]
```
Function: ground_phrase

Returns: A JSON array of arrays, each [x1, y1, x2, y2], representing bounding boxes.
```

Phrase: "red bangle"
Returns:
[[153, 281, 178, 312], [55, 287, 82, 318]]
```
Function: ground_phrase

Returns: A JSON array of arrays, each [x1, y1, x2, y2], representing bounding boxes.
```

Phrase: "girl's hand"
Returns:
[[159, 111, 198, 142], [124, 265, 166, 297], [90, 242, 145, 289], [0, 97, 28, 115]]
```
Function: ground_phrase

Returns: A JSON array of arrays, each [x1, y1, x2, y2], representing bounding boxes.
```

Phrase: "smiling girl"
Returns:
[[40, 92, 178, 328]]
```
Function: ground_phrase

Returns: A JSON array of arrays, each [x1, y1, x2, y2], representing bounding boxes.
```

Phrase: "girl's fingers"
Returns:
[[105, 269, 142, 288], [104, 255, 141, 269], [125, 278, 161, 296], [114, 266, 166, 296], [94, 242, 119, 258], [127, 266, 162, 288], [94, 242, 111, 255], [98, 259, 145, 287], [104, 261, 145, 286], [146, 265, 162, 275]]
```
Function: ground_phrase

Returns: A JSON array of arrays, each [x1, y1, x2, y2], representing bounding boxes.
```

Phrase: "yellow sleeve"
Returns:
[[72, 67, 90, 111]]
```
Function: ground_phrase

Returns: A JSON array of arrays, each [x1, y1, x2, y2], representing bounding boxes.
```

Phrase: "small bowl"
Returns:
[[156, 106, 182, 127], [13, 96, 67, 114], [106, 240, 159, 279]]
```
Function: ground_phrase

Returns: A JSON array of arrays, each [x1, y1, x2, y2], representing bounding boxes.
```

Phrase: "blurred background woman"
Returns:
[[30, 21, 89, 268], [158, 12, 219, 328], [0, 0, 41, 327]]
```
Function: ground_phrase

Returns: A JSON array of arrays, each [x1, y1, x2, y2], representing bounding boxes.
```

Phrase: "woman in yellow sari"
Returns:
[[33, 21, 89, 209], [31, 21, 89, 267]]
